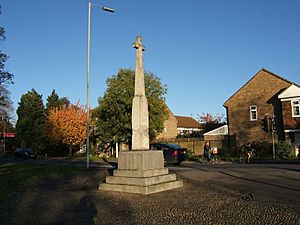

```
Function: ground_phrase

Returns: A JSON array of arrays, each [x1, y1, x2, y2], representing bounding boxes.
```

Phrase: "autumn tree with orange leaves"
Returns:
[[46, 102, 87, 156]]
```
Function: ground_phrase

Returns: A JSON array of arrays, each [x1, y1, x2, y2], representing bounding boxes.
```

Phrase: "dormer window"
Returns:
[[292, 100, 300, 117], [250, 105, 257, 121]]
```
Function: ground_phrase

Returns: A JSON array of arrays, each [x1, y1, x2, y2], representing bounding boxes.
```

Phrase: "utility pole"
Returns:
[[1, 116, 6, 156]]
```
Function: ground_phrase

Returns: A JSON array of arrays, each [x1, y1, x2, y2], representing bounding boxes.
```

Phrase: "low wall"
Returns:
[[167, 138, 227, 156], [120, 137, 230, 156], [170, 140, 206, 155]]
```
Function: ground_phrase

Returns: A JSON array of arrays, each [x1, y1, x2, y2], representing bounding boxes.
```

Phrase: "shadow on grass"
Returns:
[[0, 163, 137, 225]]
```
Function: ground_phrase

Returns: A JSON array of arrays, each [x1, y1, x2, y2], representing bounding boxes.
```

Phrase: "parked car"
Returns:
[[150, 143, 188, 165], [14, 148, 37, 159]]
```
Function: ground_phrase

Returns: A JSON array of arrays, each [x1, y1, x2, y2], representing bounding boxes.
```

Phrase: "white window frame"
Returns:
[[291, 100, 300, 117], [250, 105, 257, 121]]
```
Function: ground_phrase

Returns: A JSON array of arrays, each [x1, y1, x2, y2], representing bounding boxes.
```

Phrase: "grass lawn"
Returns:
[[72, 154, 118, 162], [0, 163, 88, 220]]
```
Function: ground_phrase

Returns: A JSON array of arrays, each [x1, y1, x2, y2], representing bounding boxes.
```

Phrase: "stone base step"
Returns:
[[113, 168, 169, 178], [106, 174, 176, 186], [98, 180, 183, 195]]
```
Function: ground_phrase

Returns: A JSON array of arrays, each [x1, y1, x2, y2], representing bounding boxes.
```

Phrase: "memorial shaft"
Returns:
[[132, 36, 149, 150]]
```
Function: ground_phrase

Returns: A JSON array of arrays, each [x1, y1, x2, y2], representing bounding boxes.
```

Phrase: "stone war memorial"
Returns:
[[98, 36, 183, 195]]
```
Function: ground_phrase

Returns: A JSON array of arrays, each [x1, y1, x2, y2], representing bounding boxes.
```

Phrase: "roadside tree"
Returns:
[[46, 102, 87, 156], [0, 85, 12, 117], [0, 6, 14, 120], [0, 6, 13, 86], [94, 69, 168, 148]]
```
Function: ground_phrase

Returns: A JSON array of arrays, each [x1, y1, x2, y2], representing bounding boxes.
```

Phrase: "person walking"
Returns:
[[204, 142, 211, 161]]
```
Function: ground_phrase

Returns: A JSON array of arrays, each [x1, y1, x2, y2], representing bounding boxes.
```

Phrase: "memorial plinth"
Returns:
[[99, 150, 183, 195], [98, 36, 183, 195]]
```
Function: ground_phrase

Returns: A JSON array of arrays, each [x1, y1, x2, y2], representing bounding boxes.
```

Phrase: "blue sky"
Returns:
[[2, 0, 300, 119]]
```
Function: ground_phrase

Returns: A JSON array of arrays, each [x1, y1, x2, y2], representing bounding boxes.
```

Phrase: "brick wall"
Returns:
[[156, 109, 178, 141]]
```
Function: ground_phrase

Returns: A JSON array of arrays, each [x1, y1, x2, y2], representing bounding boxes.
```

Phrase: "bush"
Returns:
[[219, 147, 240, 161], [236, 140, 273, 159], [250, 140, 273, 156], [276, 141, 295, 159], [187, 149, 194, 158], [188, 155, 202, 161]]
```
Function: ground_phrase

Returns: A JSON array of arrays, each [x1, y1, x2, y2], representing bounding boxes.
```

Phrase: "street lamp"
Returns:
[[86, 1, 115, 169], [1, 116, 6, 156]]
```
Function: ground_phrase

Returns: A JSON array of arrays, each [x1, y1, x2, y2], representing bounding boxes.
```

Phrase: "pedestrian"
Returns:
[[204, 142, 211, 161], [244, 143, 255, 163]]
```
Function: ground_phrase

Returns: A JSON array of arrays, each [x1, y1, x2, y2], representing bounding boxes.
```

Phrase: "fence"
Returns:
[[115, 137, 229, 157], [168, 138, 229, 156]]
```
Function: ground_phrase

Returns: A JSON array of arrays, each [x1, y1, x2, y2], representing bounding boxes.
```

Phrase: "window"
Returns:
[[250, 105, 257, 121], [292, 100, 300, 117]]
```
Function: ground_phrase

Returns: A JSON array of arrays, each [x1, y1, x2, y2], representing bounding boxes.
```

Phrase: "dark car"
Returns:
[[14, 148, 37, 159], [150, 143, 188, 165]]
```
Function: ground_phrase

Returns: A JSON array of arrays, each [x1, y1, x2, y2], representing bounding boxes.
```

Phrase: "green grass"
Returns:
[[71, 154, 118, 162], [72, 153, 107, 161], [105, 156, 118, 162], [0, 163, 89, 221], [0, 163, 86, 202]]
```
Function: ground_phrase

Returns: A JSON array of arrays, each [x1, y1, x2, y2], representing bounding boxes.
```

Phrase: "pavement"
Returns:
[[1, 158, 300, 225]]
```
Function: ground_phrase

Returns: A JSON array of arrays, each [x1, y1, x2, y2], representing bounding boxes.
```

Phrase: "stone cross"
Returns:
[[98, 35, 183, 195], [132, 36, 149, 150]]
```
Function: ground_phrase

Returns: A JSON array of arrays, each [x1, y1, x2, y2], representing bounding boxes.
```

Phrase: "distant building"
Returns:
[[175, 116, 202, 135], [203, 125, 228, 141], [203, 125, 229, 149], [156, 107, 178, 141], [224, 68, 300, 152], [155, 108, 202, 141]]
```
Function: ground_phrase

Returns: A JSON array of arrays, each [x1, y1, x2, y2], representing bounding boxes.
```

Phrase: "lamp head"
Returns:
[[101, 6, 115, 13]]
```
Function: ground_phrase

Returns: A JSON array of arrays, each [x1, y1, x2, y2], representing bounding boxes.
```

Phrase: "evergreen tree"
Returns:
[[16, 89, 46, 153], [46, 89, 69, 111]]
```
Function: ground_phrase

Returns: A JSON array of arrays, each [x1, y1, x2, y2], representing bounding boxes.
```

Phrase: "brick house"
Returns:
[[175, 116, 202, 135], [155, 108, 202, 141], [155, 107, 178, 141], [223, 68, 300, 150]]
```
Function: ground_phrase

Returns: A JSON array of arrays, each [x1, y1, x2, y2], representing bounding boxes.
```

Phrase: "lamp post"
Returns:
[[1, 116, 5, 156], [86, 1, 115, 169]]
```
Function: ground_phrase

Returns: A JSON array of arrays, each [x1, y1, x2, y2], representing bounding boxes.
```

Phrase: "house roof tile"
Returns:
[[175, 116, 201, 128]]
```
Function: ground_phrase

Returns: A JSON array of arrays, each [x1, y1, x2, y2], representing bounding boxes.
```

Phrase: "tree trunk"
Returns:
[[69, 146, 72, 157]]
